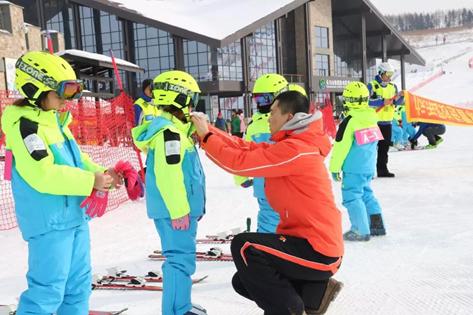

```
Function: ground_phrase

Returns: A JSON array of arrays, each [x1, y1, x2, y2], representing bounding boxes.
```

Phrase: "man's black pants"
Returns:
[[423, 124, 446, 145], [231, 233, 341, 315], [377, 123, 392, 174]]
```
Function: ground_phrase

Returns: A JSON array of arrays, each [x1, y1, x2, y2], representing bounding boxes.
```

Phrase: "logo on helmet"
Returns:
[[16, 59, 58, 90], [155, 82, 192, 96]]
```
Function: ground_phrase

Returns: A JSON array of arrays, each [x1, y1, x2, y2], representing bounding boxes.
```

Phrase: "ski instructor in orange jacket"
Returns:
[[191, 91, 343, 315]]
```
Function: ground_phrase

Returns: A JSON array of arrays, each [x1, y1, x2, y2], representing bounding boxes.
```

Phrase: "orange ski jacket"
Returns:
[[202, 112, 344, 258]]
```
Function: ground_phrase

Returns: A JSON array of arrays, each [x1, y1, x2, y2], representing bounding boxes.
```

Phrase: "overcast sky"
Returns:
[[371, 0, 473, 14]]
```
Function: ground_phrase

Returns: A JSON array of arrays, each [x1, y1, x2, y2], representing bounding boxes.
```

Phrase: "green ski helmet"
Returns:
[[152, 70, 201, 116], [15, 51, 83, 102], [288, 83, 307, 98], [342, 81, 369, 109], [252, 73, 289, 112]]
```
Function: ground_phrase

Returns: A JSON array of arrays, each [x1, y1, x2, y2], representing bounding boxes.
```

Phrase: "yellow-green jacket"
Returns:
[[1, 104, 104, 240], [367, 75, 404, 123], [133, 96, 160, 126], [132, 112, 205, 219], [329, 107, 380, 175]]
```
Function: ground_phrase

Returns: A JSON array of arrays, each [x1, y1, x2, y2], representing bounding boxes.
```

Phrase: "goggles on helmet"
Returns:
[[153, 81, 199, 107], [56, 80, 84, 100], [342, 96, 369, 105], [253, 93, 275, 107]]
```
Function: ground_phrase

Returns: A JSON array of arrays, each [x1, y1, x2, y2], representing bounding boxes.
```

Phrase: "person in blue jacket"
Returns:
[[409, 123, 446, 149], [132, 70, 206, 315], [329, 81, 385, 241]]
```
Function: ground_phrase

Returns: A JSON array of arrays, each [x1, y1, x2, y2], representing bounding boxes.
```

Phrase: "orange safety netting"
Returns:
[[0, 90, 143, 231]]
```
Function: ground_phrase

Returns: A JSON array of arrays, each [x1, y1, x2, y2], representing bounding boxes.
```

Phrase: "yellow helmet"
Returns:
[[288, 83, 307, 98], [252, 73, 288, 95], [252, 73, 288, 112], [15, 51, 83, 101], [342, 81, 369, 109], [152, 70, 201, 114]]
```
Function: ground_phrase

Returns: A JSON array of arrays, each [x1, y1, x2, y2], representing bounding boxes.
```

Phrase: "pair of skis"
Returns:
[[390, 144, 430, 152], [89, 309, 128, 315], [148, 247, 233, 262], [196, 222, 251, 244], [92, 268, 208, 291], [0, 305, 127, 315]]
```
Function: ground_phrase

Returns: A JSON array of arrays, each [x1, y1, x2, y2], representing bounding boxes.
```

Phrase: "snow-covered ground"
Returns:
[[391, 27, 473, 95], [1, 29, 473, 314]]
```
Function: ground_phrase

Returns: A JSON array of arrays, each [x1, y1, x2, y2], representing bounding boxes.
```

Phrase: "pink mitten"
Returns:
[[171, 214, 190, 230], [114, 160, 144, 201], [80, 189, 109, 218]]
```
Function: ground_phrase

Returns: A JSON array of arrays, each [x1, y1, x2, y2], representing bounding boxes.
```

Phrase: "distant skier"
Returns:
[[330, 81, 386, 241], [132, 70, 207, 315], [409, 122, 446, 149], [214, 111, 228, 132]]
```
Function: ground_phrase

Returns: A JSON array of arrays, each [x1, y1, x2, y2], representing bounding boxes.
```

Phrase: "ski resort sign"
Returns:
[[405, 92, 473, 126], [315, 77, 357, 92]]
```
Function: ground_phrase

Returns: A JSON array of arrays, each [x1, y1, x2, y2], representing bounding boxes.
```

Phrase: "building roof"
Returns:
[[73, 0, 309, 47], [57, 49, 144, 73], [332, 0, 425, 65]]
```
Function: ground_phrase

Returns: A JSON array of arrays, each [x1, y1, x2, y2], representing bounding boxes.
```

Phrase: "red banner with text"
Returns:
[[405, 92, 473, 126]]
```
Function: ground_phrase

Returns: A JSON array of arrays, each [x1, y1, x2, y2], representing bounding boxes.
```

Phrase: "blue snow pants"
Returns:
[[342, 173, 383, 236], [17, 223, 91, 315], [402, 123, 416, 144], [391, 122, 403, 145], [154, 217, 198, 315], [256, 198, 280, 233]]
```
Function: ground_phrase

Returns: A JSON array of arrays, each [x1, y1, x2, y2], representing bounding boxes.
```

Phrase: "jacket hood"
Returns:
[[132, 111, 194, 151], [271, 111, 331, 157]]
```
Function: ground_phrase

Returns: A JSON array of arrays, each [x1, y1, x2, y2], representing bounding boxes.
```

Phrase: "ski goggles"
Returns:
[[153, 82, 200, 107], [253, 93, 275, 107], [342, 96, 369, 106], [56, 80, 84, 100]]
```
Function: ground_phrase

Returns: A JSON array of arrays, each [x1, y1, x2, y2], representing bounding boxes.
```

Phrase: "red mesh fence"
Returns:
[[0, 90, 142, 231]]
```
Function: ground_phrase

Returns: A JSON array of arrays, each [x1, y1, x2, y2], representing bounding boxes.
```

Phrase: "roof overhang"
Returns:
[[71, 0, 309, 47], [332, 0, 425, 66], [57, 49, 144, 74]]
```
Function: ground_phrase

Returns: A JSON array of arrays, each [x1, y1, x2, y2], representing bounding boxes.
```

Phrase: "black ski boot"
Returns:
[[370, 214, 386, 236]]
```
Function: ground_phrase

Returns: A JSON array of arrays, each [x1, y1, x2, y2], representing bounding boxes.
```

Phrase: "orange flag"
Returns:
[[405, 91, 473, 126]]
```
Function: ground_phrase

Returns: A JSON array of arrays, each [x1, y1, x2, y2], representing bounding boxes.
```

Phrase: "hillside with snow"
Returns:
[[1, 29, 473, 314]]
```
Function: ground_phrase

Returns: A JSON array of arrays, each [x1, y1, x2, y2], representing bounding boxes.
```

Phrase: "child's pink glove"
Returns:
[[171, 214, 190, 230], [114, 160, 144, 201], [4, 150, 12, 180], [80, 189, 109, 218]]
